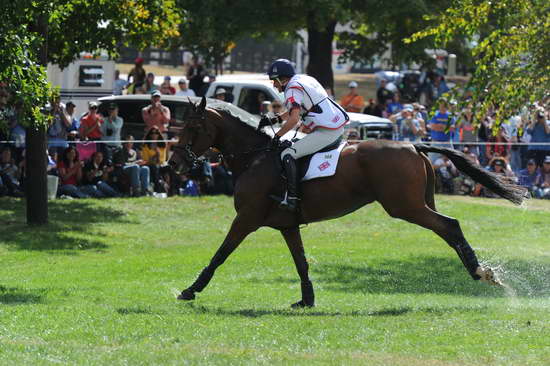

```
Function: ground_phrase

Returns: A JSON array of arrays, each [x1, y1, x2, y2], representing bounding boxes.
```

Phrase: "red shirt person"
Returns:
[[79, 101, 103, 140]]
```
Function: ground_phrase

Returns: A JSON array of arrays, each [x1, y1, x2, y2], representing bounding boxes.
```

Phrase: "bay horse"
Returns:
[[169, 97, 526, 308]]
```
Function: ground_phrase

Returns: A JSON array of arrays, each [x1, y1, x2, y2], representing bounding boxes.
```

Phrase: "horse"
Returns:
[[168, 97, 526, 308]]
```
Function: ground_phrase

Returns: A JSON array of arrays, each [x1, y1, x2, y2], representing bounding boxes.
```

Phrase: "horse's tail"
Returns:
[[414, 144, 527, 205]]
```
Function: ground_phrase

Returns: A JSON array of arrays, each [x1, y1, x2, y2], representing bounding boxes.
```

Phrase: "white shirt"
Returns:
[[176, 89, 196, 97], [284, 74, 348, 130]]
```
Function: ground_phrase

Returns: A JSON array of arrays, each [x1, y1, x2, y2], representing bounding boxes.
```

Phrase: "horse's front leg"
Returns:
[[178, 213, 259, 301], [281, 227, 315, 308]]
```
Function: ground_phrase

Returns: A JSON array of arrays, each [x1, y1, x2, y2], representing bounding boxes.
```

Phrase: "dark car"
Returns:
[[96, 95, 220, 140]]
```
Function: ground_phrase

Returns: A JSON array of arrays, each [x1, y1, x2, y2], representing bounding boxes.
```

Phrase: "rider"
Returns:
[[267, 59, 349, 212]]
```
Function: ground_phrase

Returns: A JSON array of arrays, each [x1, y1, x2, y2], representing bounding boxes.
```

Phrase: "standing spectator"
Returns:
[[140, 127, 168, 193], [113, 135, 150, 196], [47, 97, 71, 154], [199, 74, 216, 97], [397, 106, 422, 142], [428, 101, 455, 161], [386, 93, 404, 116], [518, 159, 540, 195], [81, 151, 120, 198], [57, 146, 89, 198], [526, 108, 550, 166], [64, 101, 80, 132], [79, 101, 103, 141], [533, 155, 550, 199], [187, 56, 205, 95], [363, 99, 377, 115], [458, 105, 478, 156], [340, 81, 365, 113], [1, 87, 25, 160], [113, 70, 128, 95], [142, 91, 171, 135], [144, 72, 159, 94], [161, 76, 176, 94], [100, 102, 123, 161], [376, 78, 394, 106], [214, 88, 226, 101], [485, 125, 511, 162], [175, 78, 196, 97], [127, 57, 146, 93], [0, 147, 23, 197]]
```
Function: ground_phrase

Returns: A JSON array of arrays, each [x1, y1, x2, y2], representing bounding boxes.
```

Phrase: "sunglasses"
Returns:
[[90, 106, 98, 110], [272, 105, 282, 108]]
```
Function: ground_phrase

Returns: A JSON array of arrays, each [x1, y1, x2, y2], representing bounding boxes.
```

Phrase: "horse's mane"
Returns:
[[207, 100, 273, 140]]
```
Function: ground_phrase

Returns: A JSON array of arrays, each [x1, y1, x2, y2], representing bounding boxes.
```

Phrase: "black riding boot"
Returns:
[[279, 155, 299, 212]]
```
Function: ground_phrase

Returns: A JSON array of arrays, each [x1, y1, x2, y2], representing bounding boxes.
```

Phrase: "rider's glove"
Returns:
[[269, 135, 281, 150]]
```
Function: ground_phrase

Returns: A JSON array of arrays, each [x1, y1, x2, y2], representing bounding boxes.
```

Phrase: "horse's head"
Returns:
[[169, 96, 217, 173]]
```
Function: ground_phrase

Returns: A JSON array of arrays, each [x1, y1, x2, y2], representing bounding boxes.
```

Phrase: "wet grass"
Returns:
[[1, 195, 549, 365]]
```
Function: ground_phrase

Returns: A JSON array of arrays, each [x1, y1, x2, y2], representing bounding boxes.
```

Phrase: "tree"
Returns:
[[0, 0, 181, 225], [407, 0, 550, 124]]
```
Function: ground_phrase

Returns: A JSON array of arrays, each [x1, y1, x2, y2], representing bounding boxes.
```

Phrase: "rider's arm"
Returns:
[[275, 108, 301, 138]]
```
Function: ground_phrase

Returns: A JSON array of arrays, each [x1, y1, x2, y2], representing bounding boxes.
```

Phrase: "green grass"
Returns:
[[1, 195, 549, 365]]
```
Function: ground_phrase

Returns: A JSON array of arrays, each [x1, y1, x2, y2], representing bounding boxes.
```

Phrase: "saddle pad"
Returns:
[[302, 142, 347, 181]]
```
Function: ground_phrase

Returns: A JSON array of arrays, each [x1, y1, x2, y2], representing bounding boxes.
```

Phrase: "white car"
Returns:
[[205, 75, 283, 115], [346, 112, 393, 140]]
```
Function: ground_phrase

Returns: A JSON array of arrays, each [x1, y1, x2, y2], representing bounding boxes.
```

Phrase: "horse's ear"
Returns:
[[188, 97, 196, 112], [199, 96, 207, 112]]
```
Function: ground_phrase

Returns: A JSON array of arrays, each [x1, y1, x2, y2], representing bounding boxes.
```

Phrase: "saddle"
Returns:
[[274, 136, 343, 181]]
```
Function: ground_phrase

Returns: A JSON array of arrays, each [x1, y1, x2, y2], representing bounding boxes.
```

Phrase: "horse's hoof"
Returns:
[[177, 289, 195, 300], [291, 300, 314, 308], [475, 266, 503, 287]]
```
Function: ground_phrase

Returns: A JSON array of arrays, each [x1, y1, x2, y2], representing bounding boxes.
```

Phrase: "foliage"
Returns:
[[337, 0, 453, 70], [1, 195, 549, 364], [407, 0, 550, 124], [0, 0, 181, 130]]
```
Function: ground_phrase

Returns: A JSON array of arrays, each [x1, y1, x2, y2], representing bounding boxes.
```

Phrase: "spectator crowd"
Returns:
[[1, 64, 550, 201]]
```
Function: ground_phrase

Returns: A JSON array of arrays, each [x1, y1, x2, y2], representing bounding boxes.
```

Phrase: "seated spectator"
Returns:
[[214, 88, 226, 101], [160, 76, 176, 95], [175, 78, 196, 97], [113, 135, 150, 196], [485, 125, 511, 162], [0, 147, 23, 197], [144, 72, 159, 94], [533, 155, 550, 199], [99, 102, 123, 161], [340, 81, 365, 113], [518, 158, 541, 195], [81, 151, 120, 198], [142, 91, 170, 135], [480, 157, 516, 198], [433, 155, 459, 194], [141, 127, 169, 193], [57, 146, 90, 198]]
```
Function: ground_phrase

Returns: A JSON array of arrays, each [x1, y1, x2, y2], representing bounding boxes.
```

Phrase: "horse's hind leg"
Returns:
[[178, 213, 259, 301], [419, 152, 437, 211], [383, 200, 486, 281], [281, 227, 314, 308]]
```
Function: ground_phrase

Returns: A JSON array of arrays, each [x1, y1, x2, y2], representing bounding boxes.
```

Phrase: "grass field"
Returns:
[[1, 195, 549, 365]]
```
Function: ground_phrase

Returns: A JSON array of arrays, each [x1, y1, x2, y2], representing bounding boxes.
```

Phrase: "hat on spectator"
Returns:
[[164, 75, 171, 81], [494, 159, 505, 167], [178, 78, 188, 84], [151, 90, 161, 97], [66, 101, 75, 108], [108, 102, 118, 110], [88, 101, 99, 108], [544, 156, 550, 164], [527, 158, 536, 165], [348, 81, 358, 88], [215, 88, 226, 95], [403, 104, 414, 112], [135, 57, 144, 65]]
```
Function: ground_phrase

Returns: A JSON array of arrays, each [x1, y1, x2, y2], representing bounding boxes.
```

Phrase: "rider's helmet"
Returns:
[[267, 59, 296, 80]]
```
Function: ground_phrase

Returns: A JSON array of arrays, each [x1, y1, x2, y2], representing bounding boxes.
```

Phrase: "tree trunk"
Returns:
[[306, 18, 336, 91], [26, 12, 49, 225], [25, 127, 48, 225]]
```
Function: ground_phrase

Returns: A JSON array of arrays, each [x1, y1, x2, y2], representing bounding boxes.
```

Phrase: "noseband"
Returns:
[[172, 143, 201, 169]]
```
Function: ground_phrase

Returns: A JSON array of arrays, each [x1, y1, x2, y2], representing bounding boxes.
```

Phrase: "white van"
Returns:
[[205, 74, 283, 115]]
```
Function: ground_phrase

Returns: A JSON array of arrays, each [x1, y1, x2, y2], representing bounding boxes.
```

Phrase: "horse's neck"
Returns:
[[212, 117, 268, 176]]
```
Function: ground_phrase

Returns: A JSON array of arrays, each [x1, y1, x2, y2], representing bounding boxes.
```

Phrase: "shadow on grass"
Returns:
[[0, 285, 46, 305], [0, 198, 132, 252], [257, 256, 550, 298], [180, 303, 490, 318]]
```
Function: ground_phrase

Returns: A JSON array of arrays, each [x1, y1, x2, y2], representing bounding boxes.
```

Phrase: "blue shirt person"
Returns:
[[429, 102, 455, 143]]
